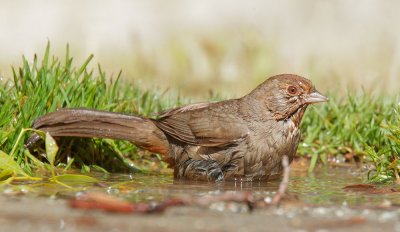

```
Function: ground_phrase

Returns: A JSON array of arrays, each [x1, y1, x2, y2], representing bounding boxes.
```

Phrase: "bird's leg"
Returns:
[[177, 159, 224, 181]]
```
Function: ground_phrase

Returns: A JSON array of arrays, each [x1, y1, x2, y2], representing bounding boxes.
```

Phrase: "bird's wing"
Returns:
[[154, 101, 249, 147]]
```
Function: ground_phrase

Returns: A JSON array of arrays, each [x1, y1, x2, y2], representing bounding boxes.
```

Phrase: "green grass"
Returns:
[[300, 95, 400, 182], [0, 44, 399, 182], [0, 43, 181, 176]]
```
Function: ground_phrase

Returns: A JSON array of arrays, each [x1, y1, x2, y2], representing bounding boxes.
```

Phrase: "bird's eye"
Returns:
[[287, 85, 298, 95]]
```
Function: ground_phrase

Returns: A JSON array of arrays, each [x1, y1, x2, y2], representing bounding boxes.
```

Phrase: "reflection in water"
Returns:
[[102, 174, 281, 203], [2, 165, 398, 207], [90, 166, 398, 207]]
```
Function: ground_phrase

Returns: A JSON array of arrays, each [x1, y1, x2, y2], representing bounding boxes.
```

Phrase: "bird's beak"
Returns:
[[303, 90, 328, 104]]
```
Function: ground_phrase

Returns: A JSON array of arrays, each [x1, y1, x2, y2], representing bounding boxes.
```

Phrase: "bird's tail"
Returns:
[[27, 108, 169, 154]]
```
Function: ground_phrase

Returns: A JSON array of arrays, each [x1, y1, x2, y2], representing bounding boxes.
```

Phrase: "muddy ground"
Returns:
[[0, 194, 398, 232]]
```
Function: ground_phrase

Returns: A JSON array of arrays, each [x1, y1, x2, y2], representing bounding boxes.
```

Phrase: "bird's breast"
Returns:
[[283, 118, 301, 140], [244, 119, 301, 178]]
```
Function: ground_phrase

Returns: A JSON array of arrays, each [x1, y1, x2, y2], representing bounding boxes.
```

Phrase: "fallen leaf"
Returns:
[[343, 184, 375, 192], [52, 174, 99, 185], [344, 184, 400, 194]]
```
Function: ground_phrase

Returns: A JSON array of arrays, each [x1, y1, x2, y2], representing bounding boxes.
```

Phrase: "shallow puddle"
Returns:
[[1, 161, 398, 210], [107, 166, 397, 207], [2, 163, 400, 231], [288, 166, 399, 207]]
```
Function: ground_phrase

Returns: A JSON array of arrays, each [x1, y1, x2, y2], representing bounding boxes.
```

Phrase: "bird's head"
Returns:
[[250, 74, 328, 124]]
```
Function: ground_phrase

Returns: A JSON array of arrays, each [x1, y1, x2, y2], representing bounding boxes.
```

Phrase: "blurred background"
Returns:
[[1, 0, 400, 98]]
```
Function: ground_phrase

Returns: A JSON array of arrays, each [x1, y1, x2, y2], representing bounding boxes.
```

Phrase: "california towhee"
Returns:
[[28, 74, 327, 181]]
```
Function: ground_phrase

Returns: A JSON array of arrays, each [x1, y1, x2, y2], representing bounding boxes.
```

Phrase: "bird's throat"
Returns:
[[288, 106, 308, 127]]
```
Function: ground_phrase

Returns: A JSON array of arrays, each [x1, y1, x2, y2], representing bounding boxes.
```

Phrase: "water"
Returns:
[[2, 162, 400, 231], [2, 162, 398, 208], [99, 165, 398, 208]]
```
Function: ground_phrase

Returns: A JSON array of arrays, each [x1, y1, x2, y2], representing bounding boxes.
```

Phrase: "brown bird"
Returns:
[[28, 74, 327, 181]]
